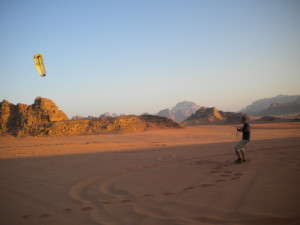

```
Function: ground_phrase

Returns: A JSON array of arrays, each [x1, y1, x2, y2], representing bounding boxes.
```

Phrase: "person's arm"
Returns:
[[238, 124, 250, 132], [244, 127, 250, 133]]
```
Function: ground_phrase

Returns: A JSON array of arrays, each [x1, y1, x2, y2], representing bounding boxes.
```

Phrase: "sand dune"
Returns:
[[0, 123, 300, 225]]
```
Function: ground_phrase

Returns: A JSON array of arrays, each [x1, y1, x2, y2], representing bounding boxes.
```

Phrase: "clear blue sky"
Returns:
[[1, 0, 299, 117]]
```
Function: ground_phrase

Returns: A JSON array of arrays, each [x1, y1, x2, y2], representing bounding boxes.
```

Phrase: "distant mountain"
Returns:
[[256, 101, 300, 117], [157, 101, 201, 122], [140, 112, 151, 116], [182, 107, 248, 125], [99, 112, 119, 118], [71, 112, 119, 120], [157, 108, 175, 121], [255, 116, 300, 123], [241, 95, 300, 116], [71, 115, 96, 120]]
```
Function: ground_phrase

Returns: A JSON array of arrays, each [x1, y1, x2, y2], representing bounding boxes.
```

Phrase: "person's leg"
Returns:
[[240, 150, 246, 161], [234, 141, 242, 161], [240, 141, 248, 161], [235, 151, 241, 160]]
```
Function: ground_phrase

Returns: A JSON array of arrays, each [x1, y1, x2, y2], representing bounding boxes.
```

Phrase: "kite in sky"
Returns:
[[34, 54, 46, 77]]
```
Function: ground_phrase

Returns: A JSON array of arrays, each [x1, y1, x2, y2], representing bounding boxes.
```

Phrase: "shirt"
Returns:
[[242, 122, 250, 141]]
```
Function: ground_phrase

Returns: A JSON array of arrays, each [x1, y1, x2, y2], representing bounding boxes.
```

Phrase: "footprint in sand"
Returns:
[[184, 186, 195, 191], [143, 194, 154, 197], [22, 215, 31, 219], [39, 213, 51, 218], [200, 184, 214, 188], [81, 206, 94, 211], [64, 208, 72, 212], [120, 199, 132, 203], [127, 168, 140, 172], [231, 173, 243, 180], [102, 201, 112, 205], [234, 173, 243, 176], [163, 192, 176, 196]]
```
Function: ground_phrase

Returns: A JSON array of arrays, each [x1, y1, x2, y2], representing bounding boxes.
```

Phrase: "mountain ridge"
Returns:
[[0, 97, 181, 136], [241, 94, 300, 116]]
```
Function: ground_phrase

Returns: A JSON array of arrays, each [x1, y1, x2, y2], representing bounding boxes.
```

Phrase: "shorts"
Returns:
[[234, 140, 249, 152]]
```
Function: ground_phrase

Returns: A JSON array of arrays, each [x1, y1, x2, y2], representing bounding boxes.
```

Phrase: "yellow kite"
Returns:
[[34, 54, 46, 77]]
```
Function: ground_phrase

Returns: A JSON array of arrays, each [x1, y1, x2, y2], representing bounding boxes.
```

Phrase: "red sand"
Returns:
[[0, 123, 300, 225]]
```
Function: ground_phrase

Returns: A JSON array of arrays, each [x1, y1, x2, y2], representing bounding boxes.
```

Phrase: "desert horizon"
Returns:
[[1, 123, 300, 225], [2, 1, 300, 224]]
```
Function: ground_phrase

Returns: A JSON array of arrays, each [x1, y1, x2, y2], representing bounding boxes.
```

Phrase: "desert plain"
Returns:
[[0, 123, 300, 225]]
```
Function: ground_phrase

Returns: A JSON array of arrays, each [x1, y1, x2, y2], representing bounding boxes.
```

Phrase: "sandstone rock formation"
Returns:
[[0, 97, 68, 136], [182, 107, 248, 125], [140, 115, 180, 129], [43, 115, 181, 136], [0, 97, 181, 136]]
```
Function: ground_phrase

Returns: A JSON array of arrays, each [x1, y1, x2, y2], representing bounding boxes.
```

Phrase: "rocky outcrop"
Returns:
[[140, 115, 181, 129], [0, 100, 16, 135], [219, 111, 250, 123], [182, 107, 224, 125], [0, 97, 68, 136], [202, 107, 224, 121], [182, 107, 249, 125], [43, 115, 181, 136], [0, 97, 181, 136]]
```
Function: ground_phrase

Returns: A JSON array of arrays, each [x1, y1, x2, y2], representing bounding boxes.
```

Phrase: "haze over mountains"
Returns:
[[241, 95, 300, 117], [1, 95, 300, 136], [70, 95, 300, 122], [72, 101, 201, 123], [157, 101, 201, 122], [155, 95, 300, 125]]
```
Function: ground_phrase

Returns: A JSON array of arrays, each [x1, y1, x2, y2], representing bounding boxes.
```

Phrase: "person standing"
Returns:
[[234, 115, 250, 163]]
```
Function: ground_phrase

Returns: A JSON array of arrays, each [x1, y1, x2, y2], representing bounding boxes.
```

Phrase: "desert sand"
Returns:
[[0, 123, 300, 225]]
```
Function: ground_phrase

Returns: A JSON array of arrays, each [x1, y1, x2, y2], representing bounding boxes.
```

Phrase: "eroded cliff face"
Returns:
[[0, 100, 16, 134], [42, 115, 180, 136], [0, 97, 69, 136], [182, 107, 249, 125], [0, 97, 181, 136]]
